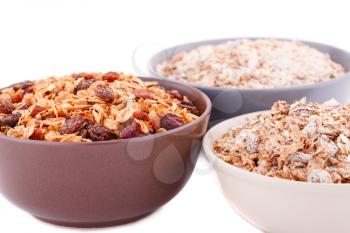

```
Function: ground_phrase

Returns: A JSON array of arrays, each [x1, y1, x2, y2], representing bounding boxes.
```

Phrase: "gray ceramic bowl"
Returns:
[[148, 38, 350, 124], [0, 77, 211, 228]]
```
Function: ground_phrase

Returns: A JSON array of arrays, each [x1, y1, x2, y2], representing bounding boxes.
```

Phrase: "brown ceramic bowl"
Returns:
[[0, 77, 211, 228]]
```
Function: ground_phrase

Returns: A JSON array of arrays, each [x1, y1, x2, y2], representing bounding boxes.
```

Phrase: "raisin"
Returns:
[[87, 124, 118, 141], [0, 98, 15, 114], [29, 128, 45, 140], [119, 119, 143, 139], [72, 72, 95, 80], [59, 115, 88, 134], [133, 89, 154, 100], [0, 112, 21, 127], [102, 72, 120, 82], [132, 111, 149, 121], [167, 89, 183, 100], [160, 113, 184, 130], [30, 105, 45, 117], [10, 80, 34, 91], [75, 78, 96, 93], [179, 100, 200, 115], [94, 84, 115, 102]]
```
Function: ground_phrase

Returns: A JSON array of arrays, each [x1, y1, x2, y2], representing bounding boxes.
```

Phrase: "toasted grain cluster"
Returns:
[[214, 98, 350, 183], [157, 39, 345, 88], [0, 72, 199, 142]]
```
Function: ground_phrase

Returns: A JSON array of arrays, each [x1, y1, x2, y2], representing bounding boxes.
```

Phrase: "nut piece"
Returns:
[[94, 84, 115, 102], [160, 113, 184, 130]]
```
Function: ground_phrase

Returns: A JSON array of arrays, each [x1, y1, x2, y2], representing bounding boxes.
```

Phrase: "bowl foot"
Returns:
[[35, 212, 152, 228]]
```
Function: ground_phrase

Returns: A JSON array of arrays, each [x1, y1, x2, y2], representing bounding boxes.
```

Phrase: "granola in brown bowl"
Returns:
[[213, 98, 350, 184], [0, 72, 199, 142]]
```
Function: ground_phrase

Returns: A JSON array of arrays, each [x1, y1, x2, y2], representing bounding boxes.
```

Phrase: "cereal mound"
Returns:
[[0, 72, 199, 142]]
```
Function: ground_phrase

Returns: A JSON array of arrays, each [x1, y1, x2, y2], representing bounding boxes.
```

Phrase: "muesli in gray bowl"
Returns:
[[148, 38, 350, 123]]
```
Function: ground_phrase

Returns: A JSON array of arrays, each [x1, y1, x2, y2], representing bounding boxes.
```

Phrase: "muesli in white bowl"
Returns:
[[203, 99, 350, 233], [213, 98, 350, 183]]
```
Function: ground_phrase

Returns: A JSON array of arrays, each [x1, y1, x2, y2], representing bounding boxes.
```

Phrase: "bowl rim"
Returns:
[[202, 110, 350, 187], [0, 76, 212, 146], [148, 37, 350, 92]]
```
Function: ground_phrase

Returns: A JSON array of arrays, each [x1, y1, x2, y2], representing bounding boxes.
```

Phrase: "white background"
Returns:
[[0, 0, 349, 232]]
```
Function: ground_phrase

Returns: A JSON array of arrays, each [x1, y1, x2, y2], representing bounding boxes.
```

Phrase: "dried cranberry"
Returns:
[[133, 89, 154, 100], [24, 86, 34, 94], [75, 79, 96, 93], [0, 112, 21, 127], [167, 89, 183, 100], [18, 103, 31, 110], [119, 119, 143, 139], [30, 105, 45, 117], [160, 113, 184, 130], [0, 98, 15, 114], [29, 128, 45, 140], [10, 80, 34, 91], [87, 124, 118, 141], [132, 111, 149, 121], [11, 91, 24, 103], [59, 115, 88, 134], [102, 72, 120, 82], [179, 100, 200, 115], [72, 72, 95, 80], [94, 84, 115, 102]]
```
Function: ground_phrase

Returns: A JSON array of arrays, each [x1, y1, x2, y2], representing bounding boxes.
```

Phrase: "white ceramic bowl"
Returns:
[[203, 111, 350, 233]]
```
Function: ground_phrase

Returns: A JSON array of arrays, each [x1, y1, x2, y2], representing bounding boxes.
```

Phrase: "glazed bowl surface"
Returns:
[[0, 77, 211, 227], [148, 38, 350, 123], [203, 111, 350, 233]]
